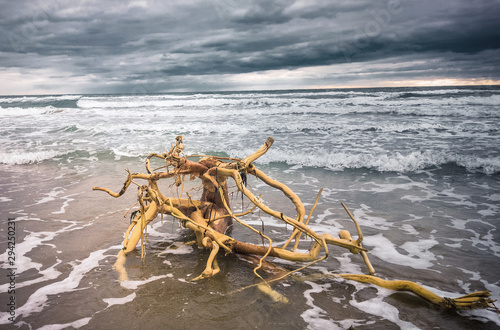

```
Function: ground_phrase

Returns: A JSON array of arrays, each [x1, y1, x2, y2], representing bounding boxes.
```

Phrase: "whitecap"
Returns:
[[0, 95, 81, 104], [242, 148, 500, 174], [0, 150, 67, 165], [0, 106, 63, 116]]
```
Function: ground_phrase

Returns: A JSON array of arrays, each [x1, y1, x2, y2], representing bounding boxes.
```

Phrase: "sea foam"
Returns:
[[0, 150, 67, 165]]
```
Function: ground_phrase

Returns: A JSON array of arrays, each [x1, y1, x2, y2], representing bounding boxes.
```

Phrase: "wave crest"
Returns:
[[228, 149, 500, 174], [0, 150, 68, 165]]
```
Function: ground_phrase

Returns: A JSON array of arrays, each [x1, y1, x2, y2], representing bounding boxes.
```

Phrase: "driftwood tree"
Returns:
[[93, 136, 495, 310]]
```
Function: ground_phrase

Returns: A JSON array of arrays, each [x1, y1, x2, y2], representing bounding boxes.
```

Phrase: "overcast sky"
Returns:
[[1, 0, 499, 95]]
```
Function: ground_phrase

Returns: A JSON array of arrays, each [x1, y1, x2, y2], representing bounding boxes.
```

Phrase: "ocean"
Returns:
[[1, 86, 499, 329]]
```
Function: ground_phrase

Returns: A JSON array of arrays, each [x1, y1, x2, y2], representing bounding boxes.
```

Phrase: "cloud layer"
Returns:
[[1, 0, 499, 94]]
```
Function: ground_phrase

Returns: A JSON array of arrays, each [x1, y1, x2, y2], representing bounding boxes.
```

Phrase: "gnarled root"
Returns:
[[192, 237, 220, 281], [238, 254, 290, 303], [337, 274, 495, 310], [257, 283, 289, 303], [94, 136, 496, 314], [113, 249, 129, 282]]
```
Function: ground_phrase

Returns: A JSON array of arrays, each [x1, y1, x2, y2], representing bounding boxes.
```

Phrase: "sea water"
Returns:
[[0, 87, 499, 329]]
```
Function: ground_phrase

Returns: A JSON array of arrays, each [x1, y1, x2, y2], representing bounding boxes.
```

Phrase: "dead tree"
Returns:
[[93, 136, 495, 310]]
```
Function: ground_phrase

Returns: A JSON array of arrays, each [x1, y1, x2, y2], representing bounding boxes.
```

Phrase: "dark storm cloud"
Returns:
[[1, 0, 499, 94]]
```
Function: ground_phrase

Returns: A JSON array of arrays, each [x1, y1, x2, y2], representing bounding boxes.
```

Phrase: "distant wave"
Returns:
[[0, 95, 81, 109], [3, 88, 499, 176], [0, 95, 81, 103], [0, 106, 65, 116], [75, 92, 500, 118], [384, 93, 500, 106]]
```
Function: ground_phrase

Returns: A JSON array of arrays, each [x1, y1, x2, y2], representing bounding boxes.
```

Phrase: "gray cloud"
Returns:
[[1, 0, 499, 94]]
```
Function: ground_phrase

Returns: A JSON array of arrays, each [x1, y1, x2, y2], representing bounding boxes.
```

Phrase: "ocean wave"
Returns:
[[77, 95, 312, 109], [74, 100, 497, 120], [345, 94, 500, 109], [0, 106, 65, 116], [0, 95, 81, 104], [226, 148, 500, 174], [4, 144, 497, 175], [0, 150, 69, 165], [75, 92, 500, 119], [0, 95, 81, 109], [388, 88, 496, 98]]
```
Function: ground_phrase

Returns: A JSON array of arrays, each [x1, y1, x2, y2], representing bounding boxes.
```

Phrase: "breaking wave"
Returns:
[[228, 148, 500, 174], [0, 150, 69, 165], [2, 86, 499, 176]]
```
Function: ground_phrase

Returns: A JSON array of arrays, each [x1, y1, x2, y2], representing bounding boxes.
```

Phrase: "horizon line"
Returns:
[[1, 83, 500, 97]]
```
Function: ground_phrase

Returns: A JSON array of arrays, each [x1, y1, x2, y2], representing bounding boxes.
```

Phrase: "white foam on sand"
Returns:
[[103, 292, 137, 308], [447, 219, 500, 257], [348, 282, 420, 329], [0, 220, 89, 275], [0, 260, 62, 293], [35, 317, 92, 330], [120, 275, 173, 290], [157, 241, 193, 255], [19, 267, 173, 328], [336, 253, 364, 274], [352, 204, 392, 231], [367, 233, 438, 269], [0, 248, 112, 324], [419, 280, 500, 327], [301, 281, 341, 330], [300, 277, 418, 329], [143, 220, 181, 240], [51, 193, 81, 215], [32, 186, 66, 205], [400, 223, 420, 236], [313, 209, 337, 226]]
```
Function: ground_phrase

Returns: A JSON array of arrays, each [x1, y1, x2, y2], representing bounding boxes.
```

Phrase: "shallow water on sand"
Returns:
[[1, 87, 500, 329], [1, 159, 499, 329]]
